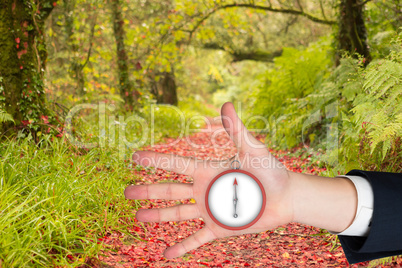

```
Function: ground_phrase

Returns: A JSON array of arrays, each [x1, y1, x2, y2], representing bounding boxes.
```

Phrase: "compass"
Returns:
[[205, 163, 266, 230]]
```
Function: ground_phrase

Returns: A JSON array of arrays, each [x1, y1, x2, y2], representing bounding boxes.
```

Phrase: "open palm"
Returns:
[[124, 102, 294, 258]]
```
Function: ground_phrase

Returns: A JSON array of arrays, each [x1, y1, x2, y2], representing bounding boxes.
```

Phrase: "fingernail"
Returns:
[[135, 209, 146, 222], [163, 248, 174, 259], [124, 185, 137, 199]]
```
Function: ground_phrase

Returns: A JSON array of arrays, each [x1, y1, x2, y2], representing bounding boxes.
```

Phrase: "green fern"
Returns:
[[0, 109, 14, 124], [336, 32, 402, 172], [351, 59, 402, 158], [251, 39, 333, 148]]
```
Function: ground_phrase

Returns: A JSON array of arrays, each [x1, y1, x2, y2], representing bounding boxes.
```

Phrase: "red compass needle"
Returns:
[[233, 178, 238, 218]]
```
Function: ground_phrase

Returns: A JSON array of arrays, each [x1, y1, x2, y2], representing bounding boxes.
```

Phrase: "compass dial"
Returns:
[[205, 170, 266, 230]]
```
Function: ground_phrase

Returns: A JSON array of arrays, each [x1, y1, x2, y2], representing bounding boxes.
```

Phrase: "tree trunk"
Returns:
[[150, 71, 178, 106], [0, 0, 54, 128], [63, 0, 96, 96], [63, 0, 84, 95], [337, 0, 371, 65], [110, 0, 138, 108], [149, 71, 178, 106], [160, 72, 178, 106]]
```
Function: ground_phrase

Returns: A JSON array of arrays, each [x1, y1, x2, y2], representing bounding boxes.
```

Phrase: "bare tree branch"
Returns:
[[81, 14, 97, 70], [356, 0, 372, 6], [281, 16, 298, 34], [202, 42, 283, 62], [319, 0, 327, 21], [296, 0, 304, 12], [187, 3, 336, 41]]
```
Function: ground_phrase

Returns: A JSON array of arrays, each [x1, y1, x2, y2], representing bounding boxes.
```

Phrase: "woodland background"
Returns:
[[0, 0, 401, 266]]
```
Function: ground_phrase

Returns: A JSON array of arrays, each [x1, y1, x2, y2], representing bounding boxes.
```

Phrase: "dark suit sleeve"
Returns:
[[338, 170, 402, 264]]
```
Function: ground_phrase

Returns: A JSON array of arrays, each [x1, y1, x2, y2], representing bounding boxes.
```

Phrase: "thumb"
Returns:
[[220, 102, 263, 154]]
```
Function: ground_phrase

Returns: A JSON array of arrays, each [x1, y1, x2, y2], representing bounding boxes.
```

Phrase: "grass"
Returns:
[[0, 136, 138, 266], [0, 99, 218, 267]]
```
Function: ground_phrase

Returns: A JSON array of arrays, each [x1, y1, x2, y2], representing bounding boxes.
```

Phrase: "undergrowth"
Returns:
[[251, 38, 333, 148], [65, 98, 217, 158], [0, 136, 138, 267]]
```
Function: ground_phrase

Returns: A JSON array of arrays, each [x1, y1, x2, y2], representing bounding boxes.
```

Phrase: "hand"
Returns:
[[124, 102, 294, 258]]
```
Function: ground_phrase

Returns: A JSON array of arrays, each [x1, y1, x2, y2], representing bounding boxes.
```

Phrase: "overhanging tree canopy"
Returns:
[[177, 0, 371, 64]]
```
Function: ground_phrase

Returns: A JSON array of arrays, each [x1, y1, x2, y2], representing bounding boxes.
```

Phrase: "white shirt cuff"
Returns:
[[329, 175, 374, 237]]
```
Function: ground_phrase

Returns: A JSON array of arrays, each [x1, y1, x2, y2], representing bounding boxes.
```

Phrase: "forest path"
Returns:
[[97, 120, 354, 268]]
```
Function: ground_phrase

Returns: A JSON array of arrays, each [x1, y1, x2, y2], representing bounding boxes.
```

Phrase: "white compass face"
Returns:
[[205, 170, 265, 230]]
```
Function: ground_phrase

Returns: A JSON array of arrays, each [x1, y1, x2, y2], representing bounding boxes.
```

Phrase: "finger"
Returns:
[[133, 151, 203, 177], [124, 183, 193, 200], [164, 227, 217, 259], [136, 204, 200, 222], [220, 102, 264, 153]]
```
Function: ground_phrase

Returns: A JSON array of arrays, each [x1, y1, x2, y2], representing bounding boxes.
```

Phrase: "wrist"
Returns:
[[289, 171, 357, 232]]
